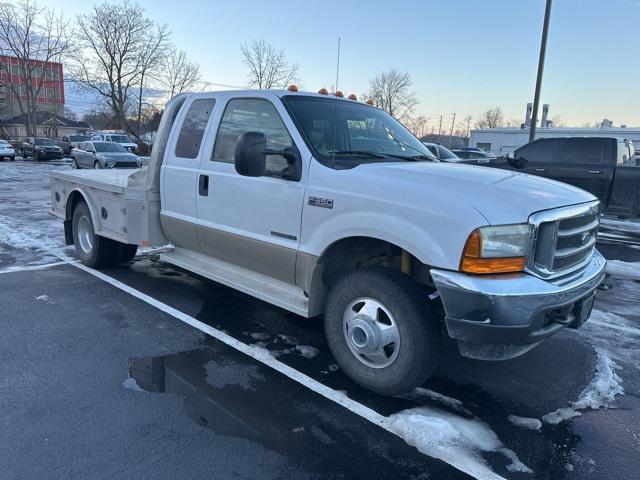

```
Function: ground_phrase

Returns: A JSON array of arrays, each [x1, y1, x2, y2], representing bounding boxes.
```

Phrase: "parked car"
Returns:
[[0, 139, 16, 161], [452, 149, 496, 160], [57, 134, 90, 156], [90, 132, 138, 154], [73, 141, 141, 169], [21, 137, 63, 161], [465, 137, 640, 217], [50, 90, 605, 395], [422, 142, 459, 161]]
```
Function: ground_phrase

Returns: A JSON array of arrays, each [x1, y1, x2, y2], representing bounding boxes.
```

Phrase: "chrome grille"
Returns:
[[528, 201, 600, 279]]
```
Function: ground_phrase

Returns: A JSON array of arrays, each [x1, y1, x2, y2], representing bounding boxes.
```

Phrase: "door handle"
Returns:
[[588, 170, 602, 174], [534, 168, 548, 172], [198, 174, 209, 196]]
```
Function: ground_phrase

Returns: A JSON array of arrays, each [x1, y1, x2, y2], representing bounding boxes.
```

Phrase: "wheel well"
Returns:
[[64, 191, 86, 245], [307, 237, 434, 316]]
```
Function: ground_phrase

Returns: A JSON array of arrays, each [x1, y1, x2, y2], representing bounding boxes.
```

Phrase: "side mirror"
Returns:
[[234, 131, 267, 177], [507, 154, 527, 169], [234, 131, 302, 181]]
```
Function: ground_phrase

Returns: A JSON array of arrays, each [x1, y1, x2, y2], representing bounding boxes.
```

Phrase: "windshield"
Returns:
[[94, 142, 127, 153], [69, 135, 88, 142], [35, 138, 56, 146], [436, 145, 459, 160], [282, 95, 436, 168], [109, 135, 134, 143]]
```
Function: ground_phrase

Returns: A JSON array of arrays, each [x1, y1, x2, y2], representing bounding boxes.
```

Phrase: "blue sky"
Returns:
[[45, 0, 640, 126]]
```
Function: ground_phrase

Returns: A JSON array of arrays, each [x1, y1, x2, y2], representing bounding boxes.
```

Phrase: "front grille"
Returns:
[[530, 202, 600, 278]]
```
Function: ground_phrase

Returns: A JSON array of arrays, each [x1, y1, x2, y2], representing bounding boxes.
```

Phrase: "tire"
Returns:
[[22, 149, 29, 159], [71, 201, 119, 268], [116, 243, 138, 263], [10, 156, 15, 161], [324, 266, 441, 395], [94, 161, 102, 169]]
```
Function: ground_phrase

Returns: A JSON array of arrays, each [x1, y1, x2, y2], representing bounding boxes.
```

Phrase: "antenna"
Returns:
[[330, 37, 341, 168]]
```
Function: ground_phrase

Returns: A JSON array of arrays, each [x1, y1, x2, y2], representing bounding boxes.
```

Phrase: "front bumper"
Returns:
[[431, 249, 607, 360]]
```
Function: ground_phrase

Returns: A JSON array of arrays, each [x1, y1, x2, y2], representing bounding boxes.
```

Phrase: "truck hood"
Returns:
[[359, 161, 597, 224]]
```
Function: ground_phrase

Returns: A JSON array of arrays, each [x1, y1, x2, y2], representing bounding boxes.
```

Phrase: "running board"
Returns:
[[159, 248, 310, 317]]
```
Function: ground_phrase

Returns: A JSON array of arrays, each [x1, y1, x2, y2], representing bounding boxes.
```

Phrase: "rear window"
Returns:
[[562, 138, 603, 165], [175, 98, 215, 159]]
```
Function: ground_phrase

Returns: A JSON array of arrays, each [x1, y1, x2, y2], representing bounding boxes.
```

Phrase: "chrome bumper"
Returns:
[[431, 250, 607, 360]]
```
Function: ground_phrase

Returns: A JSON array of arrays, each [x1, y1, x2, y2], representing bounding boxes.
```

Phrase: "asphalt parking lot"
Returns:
[[1, 159, 639, 480]]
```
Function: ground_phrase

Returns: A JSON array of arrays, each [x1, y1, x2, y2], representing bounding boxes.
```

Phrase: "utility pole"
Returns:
[[448, 113, 456, 148], [437, 115, 443, 144], [530, 0, 553, 142]]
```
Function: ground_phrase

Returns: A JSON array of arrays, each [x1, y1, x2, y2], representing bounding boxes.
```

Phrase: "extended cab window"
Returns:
[[562, 138, 603, 165], [212, 98, 293, 175], [175, 98, 216, 159], [515, 139, 558, 164]]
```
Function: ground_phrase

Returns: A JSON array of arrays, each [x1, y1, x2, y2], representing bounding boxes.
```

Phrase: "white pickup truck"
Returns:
[[50, 89, 606, 395]]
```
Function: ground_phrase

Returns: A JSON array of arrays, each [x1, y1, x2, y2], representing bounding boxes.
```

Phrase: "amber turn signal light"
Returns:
[[460, 230, 526, 274]]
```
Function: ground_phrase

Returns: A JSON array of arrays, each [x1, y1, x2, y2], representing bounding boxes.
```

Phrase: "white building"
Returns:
[[469, 125, 640, 156]]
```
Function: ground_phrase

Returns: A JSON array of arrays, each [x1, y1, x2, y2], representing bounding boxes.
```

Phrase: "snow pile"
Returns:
[[542, 351, 624, 425], [249, 332, 270, 340], [507, 415, 542, 430], [606, 260, 640, 279], [34, 294, 52, 303], [387, 406, 532, 478]]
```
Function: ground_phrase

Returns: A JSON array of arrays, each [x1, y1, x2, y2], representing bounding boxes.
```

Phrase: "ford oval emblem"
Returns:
[[581, 231, 592, 245]]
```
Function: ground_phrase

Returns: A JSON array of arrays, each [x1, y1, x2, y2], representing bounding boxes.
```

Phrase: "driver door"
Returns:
[[196, 95, 306, 284]]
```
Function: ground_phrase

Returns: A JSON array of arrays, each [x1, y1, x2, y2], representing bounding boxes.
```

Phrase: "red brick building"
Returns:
[[0, 54, 65, 120]]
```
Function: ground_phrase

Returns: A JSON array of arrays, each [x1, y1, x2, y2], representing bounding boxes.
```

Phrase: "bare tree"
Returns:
[[158, 48, 201, 98], [474, 107, 504, 129], [404, 115, 428, 138], [134, 24, 170, 137], [366, 70, 418, 122], [241, 39, 298, 89], [0, 0, 73, 135], [459, 115, 473, 138], [505, 117, 521, 127], [70, 1, 168, 134]]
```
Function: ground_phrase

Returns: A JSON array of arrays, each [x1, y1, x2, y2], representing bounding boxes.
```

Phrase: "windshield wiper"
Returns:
[[329, 150, 386, 158], [374, 152, 435, 161]]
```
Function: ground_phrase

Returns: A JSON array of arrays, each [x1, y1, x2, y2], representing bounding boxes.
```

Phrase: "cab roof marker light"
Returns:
[[334, 90, 344, 98], [366, 99, 374, 105], [318, 88, 328, 95], [348, 94, 357, 101], [287, 84, 298, 92]]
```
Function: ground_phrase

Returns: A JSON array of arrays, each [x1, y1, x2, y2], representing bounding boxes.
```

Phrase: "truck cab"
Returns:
[[50, 90, 607, 395]]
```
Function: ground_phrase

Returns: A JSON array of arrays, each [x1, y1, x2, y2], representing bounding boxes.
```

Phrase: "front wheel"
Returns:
[[324, 266, 441, 395]]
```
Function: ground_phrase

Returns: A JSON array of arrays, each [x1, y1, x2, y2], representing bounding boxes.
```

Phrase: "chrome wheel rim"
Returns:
[[77, 216, 93, 254], [343, 297, 400, 369]]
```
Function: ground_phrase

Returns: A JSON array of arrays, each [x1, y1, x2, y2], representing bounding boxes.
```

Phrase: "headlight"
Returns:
[[460, 224, 532, 274]]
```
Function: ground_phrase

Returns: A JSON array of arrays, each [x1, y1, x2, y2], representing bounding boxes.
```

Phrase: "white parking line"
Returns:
[[51, 252, 502, 480], [0, 261, 68, 275]]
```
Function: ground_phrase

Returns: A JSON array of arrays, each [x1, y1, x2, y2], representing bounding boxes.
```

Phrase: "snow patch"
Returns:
[[412, 387, 472, 415], [387, 406, 532, 478], [277, 334, 299, 345], [507, 415, 542, 430], [122, 377, 144, 392], [34, 294, 51, 302], [295, 345, 319, 359], [249, 332, 270, 340], [606, 260, 640, 279], [543, 351, 624, 425]]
